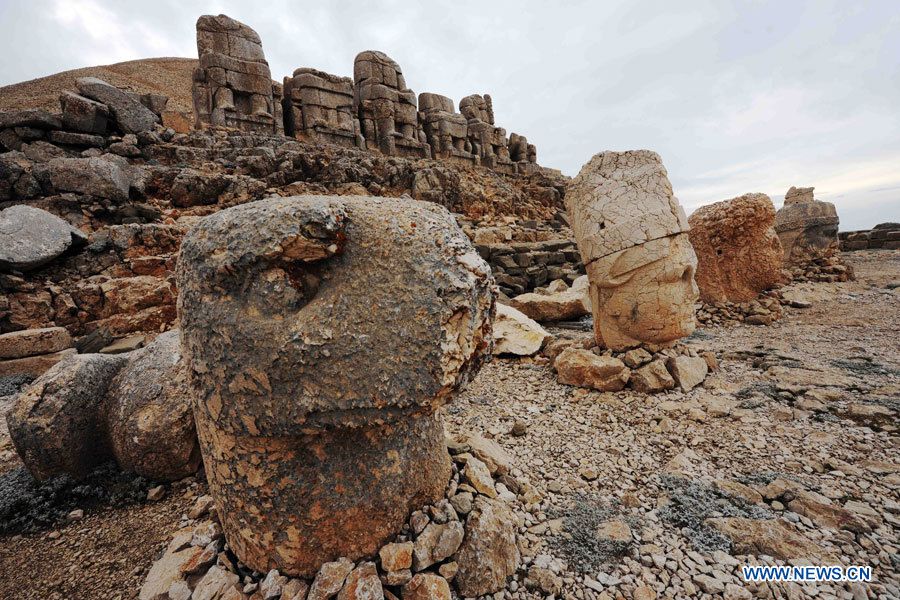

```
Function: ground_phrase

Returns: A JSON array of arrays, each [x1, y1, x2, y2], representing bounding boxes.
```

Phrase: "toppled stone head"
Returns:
[[565, 150, 698, 350], [775, 186, 840, 266], [688, 193, 785, 303], [177, 195, 494, 576]]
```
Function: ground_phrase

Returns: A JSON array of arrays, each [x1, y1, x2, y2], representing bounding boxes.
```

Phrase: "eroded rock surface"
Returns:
[[177, 195, 494, 576], [688, 193, 784, 303]]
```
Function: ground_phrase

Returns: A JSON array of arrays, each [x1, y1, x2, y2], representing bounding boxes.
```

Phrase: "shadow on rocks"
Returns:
[[0, 461, 153, 534]]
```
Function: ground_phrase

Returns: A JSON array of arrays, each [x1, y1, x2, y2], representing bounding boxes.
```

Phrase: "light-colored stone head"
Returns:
[[566, 150, 698, 350]]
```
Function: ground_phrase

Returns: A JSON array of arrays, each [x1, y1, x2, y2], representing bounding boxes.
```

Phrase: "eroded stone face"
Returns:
[[566, 151, 698, 350], [775, 186, 840, 267], [177, 195, 494, 577], [688, 193, 784, 303]]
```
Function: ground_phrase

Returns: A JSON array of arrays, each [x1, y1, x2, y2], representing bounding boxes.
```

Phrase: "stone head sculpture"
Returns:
[[177, 195, 493, 577], [565, 151, 698, 350], [774, 186, 840, 267], [688, 193, 785, 303]]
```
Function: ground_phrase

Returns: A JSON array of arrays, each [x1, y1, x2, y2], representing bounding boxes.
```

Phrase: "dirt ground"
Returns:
[[0, 249, 897, 600]]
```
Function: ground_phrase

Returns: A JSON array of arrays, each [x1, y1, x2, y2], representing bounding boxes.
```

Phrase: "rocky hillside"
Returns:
[[0, 57, 196, 115]]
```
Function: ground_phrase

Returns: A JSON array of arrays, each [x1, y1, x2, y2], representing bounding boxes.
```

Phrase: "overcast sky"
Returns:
[[1, 0, 898, 230]]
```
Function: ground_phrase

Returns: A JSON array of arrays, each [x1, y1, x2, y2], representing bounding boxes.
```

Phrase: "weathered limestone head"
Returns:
[[565, 150, 698, 350], [688, 193, 785, 303], [775, 186, 840, 266], [177, 195, 494, 576]]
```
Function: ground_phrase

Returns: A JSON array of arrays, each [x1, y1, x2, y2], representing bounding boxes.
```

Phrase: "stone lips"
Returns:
[[177, 194, 495, 576], [565, 150, 689, 268], [688, 192, 785, 303]]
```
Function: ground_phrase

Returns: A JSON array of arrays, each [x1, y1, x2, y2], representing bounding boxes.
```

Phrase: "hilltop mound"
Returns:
[[0, 57, 196, 115]]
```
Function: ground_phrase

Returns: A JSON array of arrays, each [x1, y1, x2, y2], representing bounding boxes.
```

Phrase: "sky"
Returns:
[[0, 0, 898, 230]]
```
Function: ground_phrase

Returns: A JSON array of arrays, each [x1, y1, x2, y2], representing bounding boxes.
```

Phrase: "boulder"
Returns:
[[48, 156, 130, 201], [337, 562, 383, 600], [59, 91, 110, 134], [402, 574, 451, 600], [688, 193, 784, 303], [508, 275, 590, 322], [665, 355, 708, 392], [6, 353, 127, 481], [0, 205, 87, 271], [0, 327, 72, 360], [75, 77, 160, 134], [787, 491, 871, 534], [455, 497, 519, 596], [554, 347, 630, 392], [706, 517, 838, 562], [492, 303, 550, 356], [105, 330, 200, 481], [630, 359, 675, 393], [177, 196, 493, 577]]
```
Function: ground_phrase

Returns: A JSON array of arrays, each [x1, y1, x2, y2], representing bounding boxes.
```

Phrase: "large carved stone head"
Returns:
[[566, 150, 698, 350]]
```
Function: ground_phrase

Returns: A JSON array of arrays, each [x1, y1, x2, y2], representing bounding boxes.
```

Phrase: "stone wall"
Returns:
[[839, 223, 900, 251], [476, 240, 584, 296]]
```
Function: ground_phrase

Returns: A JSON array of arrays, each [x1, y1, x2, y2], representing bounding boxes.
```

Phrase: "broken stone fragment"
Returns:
[[554, 347, 630, 392], [402, 573, 451, 600], [337, 562, 383, 600], [455, 497, 520, 596], [104, 330, 200, 481], [508, 275, 590, 322], [565, 150, 698, 350], [76, 76, 160, 134], [177, 195, 494, 577], [492, 303, 550, 356], [308, 558, 355, 600], [6, 353, 127, 481], [59, 90, 110, 134], [48, 156, 131, 201], [0, 327, 72, 360], [705, 517, 838, 563], [630, 359, 675, 393], [665, 355, 708, 392], [0, 205, 87, 272]]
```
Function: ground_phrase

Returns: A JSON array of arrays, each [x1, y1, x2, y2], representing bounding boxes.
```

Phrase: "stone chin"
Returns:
[[588, 234, 698, 351]]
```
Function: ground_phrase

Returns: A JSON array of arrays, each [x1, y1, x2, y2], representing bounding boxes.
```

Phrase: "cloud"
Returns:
[[0, 0, 897, 229]]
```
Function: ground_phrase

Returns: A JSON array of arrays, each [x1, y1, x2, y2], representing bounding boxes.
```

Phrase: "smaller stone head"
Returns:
[[775, 186, 840, 266], [566, 150, 699, 350]]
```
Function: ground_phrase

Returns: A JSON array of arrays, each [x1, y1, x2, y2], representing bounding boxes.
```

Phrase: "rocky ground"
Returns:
[[0, 249, 897, 600]]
